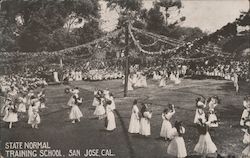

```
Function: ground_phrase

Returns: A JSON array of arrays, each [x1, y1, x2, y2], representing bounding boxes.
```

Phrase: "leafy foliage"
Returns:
[[0, 0, 102, 52]]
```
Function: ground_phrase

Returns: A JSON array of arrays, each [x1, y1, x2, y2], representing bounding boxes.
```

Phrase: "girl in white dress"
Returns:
[[167, 121, 187, 158], [139, 104, 152, 136], [127, 77, 134, 91], [194, 98, 206, 124], [194, 119, 217, 156], [106, 93, 116, 110], [160, 104, 175, 139], [242, 126, 250, 158], [69, 95, 83, 123], [38, 90, 46, 109], [128, 100, 140, 134], [159, 75, 166, 87], [17, 94, 27, 113], [28, 99, 41, 128], [92, 90, 100, 107], [3, 99, 18, 128], [94, 97, 106, 119], [207, 96, 219, 128], [105, 100, 116, 131], [241, 103, 250, 127]]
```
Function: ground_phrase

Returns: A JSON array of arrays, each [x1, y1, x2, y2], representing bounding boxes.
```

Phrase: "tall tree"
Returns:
[[0, 0, 102, 52]]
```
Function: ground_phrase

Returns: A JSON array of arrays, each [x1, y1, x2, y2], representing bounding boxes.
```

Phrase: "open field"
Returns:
[[1, 79, 250, 158]]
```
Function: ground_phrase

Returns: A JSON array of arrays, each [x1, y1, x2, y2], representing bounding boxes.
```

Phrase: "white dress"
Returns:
[[69, 103, 83, 120], [208, 102, 218, 127], [53, 71, 60, 82], [242, 130, 250, 157], [127, 78, 134, 91], [106, 104, 116, 131], [141, 76, 147, 87], [160, 111, 175, 138], [17, 97, 27, 113], [140, 111, 152, 136], [167, 127, 187, 158], [28, 105, 40, 125], [3, 105, 18, 123], [240, 109, 250, 126], [92, 91, 99, 107], [128, 105, 140, 133], [194, 108, 206, 124], [159, 77, 166, 87], [94, 99, 106, 116], [194, 126, 217, 154]]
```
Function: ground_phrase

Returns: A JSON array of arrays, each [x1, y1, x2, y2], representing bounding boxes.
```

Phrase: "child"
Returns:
[[194, 119, 217, 156], [69, 95, 83, 123], [105, 100, 116, 131], [3, 99, 18, 128], [160, 104, 175, 140], [167, 121, 187, 158], [139, 103, 152, 137], [128, 100, 140, 134], [207, 96, 219, 127], [28, 99, 41, 128], [194, 97, 206, 124]]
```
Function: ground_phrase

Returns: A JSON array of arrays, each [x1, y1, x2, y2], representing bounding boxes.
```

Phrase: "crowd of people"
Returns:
[[127, 96, 250, 158], [0, 75, 47, 129]]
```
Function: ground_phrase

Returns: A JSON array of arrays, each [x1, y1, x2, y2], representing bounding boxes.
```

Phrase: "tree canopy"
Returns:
[[0, 0, 102, 52]]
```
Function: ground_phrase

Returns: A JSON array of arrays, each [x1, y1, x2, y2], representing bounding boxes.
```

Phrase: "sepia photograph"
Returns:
[[0, 0, 249, 158]]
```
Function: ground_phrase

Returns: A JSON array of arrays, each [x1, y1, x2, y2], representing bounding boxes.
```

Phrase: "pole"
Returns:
[[124, 22, 129, 97]]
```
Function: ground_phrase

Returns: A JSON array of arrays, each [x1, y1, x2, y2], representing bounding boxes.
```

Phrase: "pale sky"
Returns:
[[100, 0, 249, 33]]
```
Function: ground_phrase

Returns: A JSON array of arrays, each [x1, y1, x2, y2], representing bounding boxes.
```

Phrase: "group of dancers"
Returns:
[[68, 87, 117, 131], [126, 72, 148, 91], [1, 86, 46, 129], [127, 95, 250, 157]]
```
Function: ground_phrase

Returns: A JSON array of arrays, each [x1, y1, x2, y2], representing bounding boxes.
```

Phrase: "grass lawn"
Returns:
[[1, 78, 249, 158]]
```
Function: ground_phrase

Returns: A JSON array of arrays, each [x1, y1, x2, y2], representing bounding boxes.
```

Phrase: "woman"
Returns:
[[167, 121, 187, 158], [3, 98, 18, 128], [94, 97, 106, 119], [194, 119, 217, 156], [207, 96, 219, 127], [194, 97, 206, 124], [28, 98, 41, 128], [159, 75, 166, 87], [128, 100, 140, 134], [69, 95, 83, 123], [105, 100, 116, 131], [160, 104, 175, 140], [139, 104, 152, 136], [242, 126, 250, 158]]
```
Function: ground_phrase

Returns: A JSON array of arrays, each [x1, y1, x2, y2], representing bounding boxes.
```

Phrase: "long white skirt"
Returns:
[[208, 114, 218, 127], [159, 79, 166, 87], [94, 105, 105, 116], [128, 113, 140, 134], [167, 137, 187, 158], [69, 105, 83, 120], [3, 111, 18, 122], [242, 145, 250, 157], [28, 113, 41, 124], [18, 103, 26, 113], [194, 133, 217, 154], [106, 111, 116, 131], [160, 120, 172, 138], [92, 98, 99, 107], [140, 118, 150, 136]]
